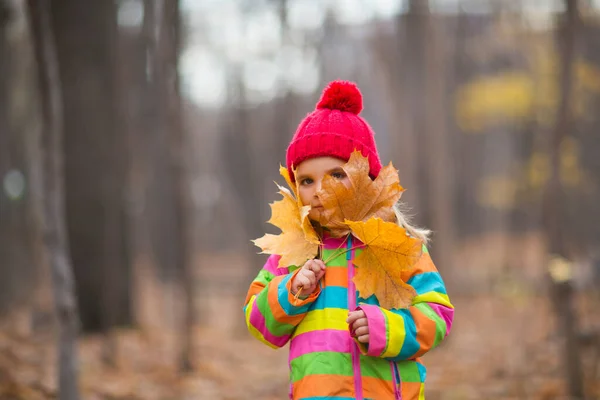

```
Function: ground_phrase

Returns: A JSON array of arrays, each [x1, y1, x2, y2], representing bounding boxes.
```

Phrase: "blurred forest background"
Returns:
[[1, 0, 600, 399]]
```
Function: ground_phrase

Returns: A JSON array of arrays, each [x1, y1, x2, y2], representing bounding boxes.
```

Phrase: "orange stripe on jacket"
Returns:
[[410, 306, 438, 357], [292, 375, 398, 399], [244, 281, 264, 305], [323, 266, 348, 288], [401, 251, 438, 281], [362, 376, 397, 399], [400, 381, 423, 400], [292, 375, 355, 399]]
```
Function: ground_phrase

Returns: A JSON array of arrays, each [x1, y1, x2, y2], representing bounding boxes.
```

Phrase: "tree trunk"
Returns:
[[0, 0, 42, 317], [141, 0, 195, 369], [273, 0, 294, 164], [119, 0, 154, 330], [142, 0, 182, 287], [221, 70, 267, 335], [423, 9, 456, 273], [544, 0, 585, 398], [50, 0, 131, 335], [26, 0, 80, 398], [397, 0, 429, 220], [160, 0, 195, 372], [0, 0, 15, 313]]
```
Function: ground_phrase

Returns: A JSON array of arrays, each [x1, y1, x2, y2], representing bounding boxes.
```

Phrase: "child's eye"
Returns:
[[300, 178, 313, 186], [331, 171, 346, 180]]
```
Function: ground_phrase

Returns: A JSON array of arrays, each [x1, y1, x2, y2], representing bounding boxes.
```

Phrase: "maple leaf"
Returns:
[[317, 150, 404, 237], [346, 218, 422, 310], [280, 165, 297, 198], [252, 169, 320, 269], [278, 165, 320, 245]]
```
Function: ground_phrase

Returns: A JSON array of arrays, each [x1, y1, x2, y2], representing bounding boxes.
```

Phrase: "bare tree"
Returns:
[[544, 0, 585, 398], [50, 0, 131, 340], [423, 4, 456, 275], [140, 0, 195, 370], [26, 0, 80, 398], [160, 0, 195, 372], [400, 0, 429, 217], [0, 0, 43, 317], [272, 0, 296, 162], [221, 68, 268, 335], [0, 0, 16, 312]]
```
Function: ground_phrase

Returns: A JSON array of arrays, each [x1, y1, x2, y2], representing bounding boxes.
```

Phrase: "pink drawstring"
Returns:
[[347, 236, 363, 400]]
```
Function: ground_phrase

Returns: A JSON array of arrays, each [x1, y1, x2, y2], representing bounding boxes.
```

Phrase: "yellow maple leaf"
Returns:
[[253, 169, 320, 269], [346, 218, 422, 310], [280, 165, 297, 198], [317, 150, 404, 237], [279, 165, 319, 244]]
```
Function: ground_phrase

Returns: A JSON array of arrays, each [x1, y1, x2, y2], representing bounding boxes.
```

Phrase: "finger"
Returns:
[[353, 317, 368, 329], [346, 311, 362, 325], [306, 273, 317, 287], [300, 273, 316, 288], [347, 310, 366, 324], [301, 270, 316, 287], [305, 284, 316, 294], [296, 275, 310, 290], [354, 326, 369, 337], [303, 263, 316, 275], [291, 276, 302, 292], [307, 261, 322, 274], [304, 279, 318, 294], [300, 261, 312, 275], [349, 319, 363, 333], [313, 259, 326, 271], [357, 334, 369, 344], [314, 267, 326, 281]]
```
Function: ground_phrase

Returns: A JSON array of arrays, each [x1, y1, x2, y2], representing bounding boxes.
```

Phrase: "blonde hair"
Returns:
[[393, 201, 431, 245]]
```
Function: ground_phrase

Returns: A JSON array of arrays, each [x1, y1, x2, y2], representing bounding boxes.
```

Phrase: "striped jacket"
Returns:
[[243, 234, 454, 399]]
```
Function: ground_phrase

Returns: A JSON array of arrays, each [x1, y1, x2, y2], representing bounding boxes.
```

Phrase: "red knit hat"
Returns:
[[286, 80, 382, 180]]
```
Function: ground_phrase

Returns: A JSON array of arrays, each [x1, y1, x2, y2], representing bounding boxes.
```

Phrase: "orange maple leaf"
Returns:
[[316, 150, 404, 237], [252, 167, 320, 269], [346, 218, 422, 310]]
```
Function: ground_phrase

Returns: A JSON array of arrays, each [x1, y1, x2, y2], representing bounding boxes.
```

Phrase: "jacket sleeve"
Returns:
[[353, 245, 454, 361], [243, 254, 321, 349]]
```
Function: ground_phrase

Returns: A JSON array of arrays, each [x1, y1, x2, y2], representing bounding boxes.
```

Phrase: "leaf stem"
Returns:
[[321, 235, 363, 264], [292, 287, 304, 305]]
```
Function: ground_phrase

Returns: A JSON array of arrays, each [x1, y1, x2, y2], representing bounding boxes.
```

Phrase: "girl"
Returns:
[[243, 80, 454, 400]]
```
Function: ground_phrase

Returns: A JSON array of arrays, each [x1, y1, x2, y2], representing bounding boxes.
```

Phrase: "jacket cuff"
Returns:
[[284, 268, 321, 307], [352, 304, 387, 357]]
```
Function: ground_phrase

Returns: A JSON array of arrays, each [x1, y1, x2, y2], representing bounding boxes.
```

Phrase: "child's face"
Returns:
[[295, 157, 350, 222]]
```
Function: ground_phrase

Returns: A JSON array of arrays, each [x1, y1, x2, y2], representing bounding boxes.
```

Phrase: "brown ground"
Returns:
[[1, 247, 599, 399]]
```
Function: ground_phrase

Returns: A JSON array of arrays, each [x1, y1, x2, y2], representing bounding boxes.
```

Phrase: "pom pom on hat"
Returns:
[[286, 80, 382, 180], [316, 80, 363, 115]]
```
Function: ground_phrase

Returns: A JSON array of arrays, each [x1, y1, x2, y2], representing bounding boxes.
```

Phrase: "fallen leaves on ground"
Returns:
[[1, 292, 600, 400]]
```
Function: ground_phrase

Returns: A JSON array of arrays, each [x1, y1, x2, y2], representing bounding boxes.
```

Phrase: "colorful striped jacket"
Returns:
[[243, 234, 454, 399]]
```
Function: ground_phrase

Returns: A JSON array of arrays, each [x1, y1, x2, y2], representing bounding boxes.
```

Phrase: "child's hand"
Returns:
[[347, 310, 369, 343], [291, 259, 326, 298]]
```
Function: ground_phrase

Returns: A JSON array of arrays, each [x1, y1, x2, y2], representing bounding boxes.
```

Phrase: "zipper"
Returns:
[[391, 361, 402, 399], [347, 236, 363, 400]]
